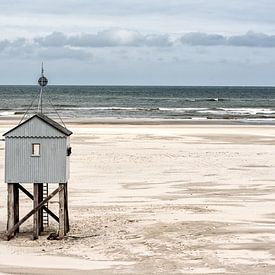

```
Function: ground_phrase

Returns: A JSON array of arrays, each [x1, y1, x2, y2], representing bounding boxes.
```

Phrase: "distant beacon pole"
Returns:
[[37, 62, 48, 113]]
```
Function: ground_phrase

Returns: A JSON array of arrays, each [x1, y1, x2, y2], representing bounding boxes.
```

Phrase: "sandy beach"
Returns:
[[0, 119, 275, 274]]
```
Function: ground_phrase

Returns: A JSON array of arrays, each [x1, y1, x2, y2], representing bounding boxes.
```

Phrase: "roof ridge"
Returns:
[[3, 113, 72, 136]]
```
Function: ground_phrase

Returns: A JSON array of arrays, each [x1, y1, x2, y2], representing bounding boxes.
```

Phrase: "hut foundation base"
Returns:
[[6, 182, 69, 241]]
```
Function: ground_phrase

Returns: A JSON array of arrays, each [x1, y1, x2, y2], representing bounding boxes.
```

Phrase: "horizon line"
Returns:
[[0, 84, 275, 88]]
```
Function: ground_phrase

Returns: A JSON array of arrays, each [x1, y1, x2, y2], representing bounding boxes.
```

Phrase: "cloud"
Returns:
[[0, 40, 9, 51], [35, 29, 172, 47], [181, 33, 226, 46], [0, 30, 275, 62], [0, 36, 92, 60], [35, 32, 67, 47], [180, 31, 275, 47], [26, 30, 275, 49], [227, 32, 275, 47], [1, 1, 275, 45], [0, 38, 36, 58], [68, 29, 145, 47]]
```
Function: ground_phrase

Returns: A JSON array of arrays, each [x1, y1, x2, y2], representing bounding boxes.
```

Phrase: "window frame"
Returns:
[[31, 143, 40, 157]]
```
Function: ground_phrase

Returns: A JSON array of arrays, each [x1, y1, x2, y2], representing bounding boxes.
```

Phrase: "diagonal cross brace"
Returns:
[[6, 185, 63, 240], [17, 184, 59, 223]]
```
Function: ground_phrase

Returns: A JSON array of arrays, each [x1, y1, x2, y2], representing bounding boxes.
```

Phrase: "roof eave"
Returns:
[[3, 114, 72, 137]]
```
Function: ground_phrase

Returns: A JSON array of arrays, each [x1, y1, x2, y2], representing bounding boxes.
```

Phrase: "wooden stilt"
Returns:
[[33, 183, 39, 240], [6, 182, 69, 240], [64, 182, 70, 233], [7, 183, 15, 237], [6, 185, 63, 240], [14, 183, 19, 234], [59, 183, 65, 239]]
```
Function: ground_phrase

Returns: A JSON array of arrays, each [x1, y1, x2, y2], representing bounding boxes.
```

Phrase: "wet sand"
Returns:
[[0, 120, 275, 274]]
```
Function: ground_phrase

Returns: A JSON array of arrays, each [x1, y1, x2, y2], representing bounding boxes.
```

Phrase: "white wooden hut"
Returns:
[[4, 113, 72, 240], [4, 113, 72, 184]]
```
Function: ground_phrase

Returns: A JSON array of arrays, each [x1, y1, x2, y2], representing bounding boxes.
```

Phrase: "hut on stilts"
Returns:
[[4, 64, 72, 240]]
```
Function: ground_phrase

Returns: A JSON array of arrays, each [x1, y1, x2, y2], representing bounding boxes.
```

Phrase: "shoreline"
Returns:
[[1, 115, 275, 126]]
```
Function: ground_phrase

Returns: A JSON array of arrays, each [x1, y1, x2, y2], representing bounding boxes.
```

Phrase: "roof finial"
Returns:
[[38, 62, 48, 87], [37, 62, 48, 113], [41, 62, 44, 76]]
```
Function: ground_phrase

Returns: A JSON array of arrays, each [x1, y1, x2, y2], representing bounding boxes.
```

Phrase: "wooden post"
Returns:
[[59, 183, 65, 239], [7, 183, 15, 236], [64, 182, 70, 233], [14, 183, 19, 234], [7, 183, 19, 236], [6, 185, 63, 240], [33, 183, 39, 240]]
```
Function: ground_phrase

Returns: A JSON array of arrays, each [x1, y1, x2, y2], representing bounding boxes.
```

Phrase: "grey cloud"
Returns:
[[181, 33, 226, 46], [0, 40, 9, 51], [228, 32, 275, 47], [68, 30, 144, 47], [1, 30, 275, 59], [144, 34, 172, 47], [36, 29, 172, 47], [0, 38, 29, 52], [36, 30, 275, 48], [0, 37, 92, 60], [0, 38, 35, 58], [35, 32, 67, 47], [180, 31, 275, 47]]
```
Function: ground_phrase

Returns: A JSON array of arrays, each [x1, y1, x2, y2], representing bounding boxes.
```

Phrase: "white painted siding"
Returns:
[[5, 137, 69, 183]]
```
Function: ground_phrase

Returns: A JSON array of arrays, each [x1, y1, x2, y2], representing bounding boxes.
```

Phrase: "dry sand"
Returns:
[[0, 120, 275, 274]]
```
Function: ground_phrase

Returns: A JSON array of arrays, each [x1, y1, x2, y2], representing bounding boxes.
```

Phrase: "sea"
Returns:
[[1, 85, 275, 122]]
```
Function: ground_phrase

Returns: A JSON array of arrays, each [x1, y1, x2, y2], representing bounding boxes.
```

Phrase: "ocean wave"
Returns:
[[206, 98, 226, 102], [3, 106, 275, 121], [62, 107, 209, 112], [221, 108, 275, 115], [197, 108, 275, 116], [0, 111, 16, 116], [184, 98, 227, 102], [53, 104, 79, 108], [63, 107, 161, 111], [55, 106, 275, 116]]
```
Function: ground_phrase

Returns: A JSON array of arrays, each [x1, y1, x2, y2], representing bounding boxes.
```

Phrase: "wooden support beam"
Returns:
[[38, 184, 44, 234], [18, 184, 59, 223], [33, 183, 39, 240], [14, 183, 19, 234], [6, 185, 63, 241], [64, 182, 70, 233], [7, 183, 19, 235], [59, 183, 65, 239], [7, 184, 15, 237]]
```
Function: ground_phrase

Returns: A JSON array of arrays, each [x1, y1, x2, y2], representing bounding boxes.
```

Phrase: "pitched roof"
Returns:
[[3, 113, 72, 136]]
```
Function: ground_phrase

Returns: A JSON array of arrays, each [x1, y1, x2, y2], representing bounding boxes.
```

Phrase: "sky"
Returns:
[[0, 0, 275, 85]]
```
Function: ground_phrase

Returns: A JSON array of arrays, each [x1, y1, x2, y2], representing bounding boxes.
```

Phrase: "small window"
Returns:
[[32, 143, 40, 156]]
